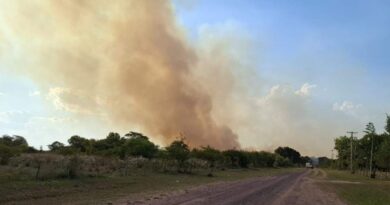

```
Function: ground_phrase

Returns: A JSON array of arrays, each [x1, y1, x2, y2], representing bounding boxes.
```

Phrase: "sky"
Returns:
[[0, 0, 389, 156]]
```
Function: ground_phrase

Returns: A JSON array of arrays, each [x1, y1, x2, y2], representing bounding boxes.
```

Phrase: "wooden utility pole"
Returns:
[[347, 131, 358, 174]]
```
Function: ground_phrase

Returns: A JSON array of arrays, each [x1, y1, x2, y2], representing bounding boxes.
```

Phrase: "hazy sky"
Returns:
[[1, 0, 389, 156]]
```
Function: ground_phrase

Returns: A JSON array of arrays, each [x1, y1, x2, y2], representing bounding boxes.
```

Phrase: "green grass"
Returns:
[[0, 167, 302, 205], [318, 169, 390, 205]]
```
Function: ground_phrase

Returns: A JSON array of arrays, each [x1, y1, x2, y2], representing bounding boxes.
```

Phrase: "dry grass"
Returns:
[[316, 169, 390, 205], [0, 166, 302, 204]]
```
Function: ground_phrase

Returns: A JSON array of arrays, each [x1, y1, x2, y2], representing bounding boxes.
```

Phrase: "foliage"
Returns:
[[48, 141, 65, 152], [166, 139, 190, 172], [122, 135, 158, 159], [273, 154, 291, 167], [1, 131, 300, 179], [377, 136, 390, 169], [334, 136, 352, 169], [68, 135, 90, 153], [223, 149, 249, 168], [334, 117, 390, 173], [192, 146, 222, 176], [274, 146, 301, 164], [385, 114, 390, 134], [0, 144, 14, 165], [0, 135, 29, 165]]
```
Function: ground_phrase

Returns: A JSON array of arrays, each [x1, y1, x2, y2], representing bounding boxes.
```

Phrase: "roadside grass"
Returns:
[[0, 167, 302, 205], [317, 169, 390, 205]]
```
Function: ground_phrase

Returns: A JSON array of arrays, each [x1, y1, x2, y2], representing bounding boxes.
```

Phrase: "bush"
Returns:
[[273, 155, 292, 167], [166, 140, 190, 172], [0, 144, 15, 165]]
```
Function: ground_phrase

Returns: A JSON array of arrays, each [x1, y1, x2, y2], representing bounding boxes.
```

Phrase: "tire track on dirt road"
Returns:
[[125, 170, 345, 205]]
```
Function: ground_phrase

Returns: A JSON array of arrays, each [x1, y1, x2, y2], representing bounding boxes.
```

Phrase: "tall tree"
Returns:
[[385, 114, 390, 134], [377, 135, 390, 170], [68, 135, 90, 152], [334, 136, 351, 169], [166, 139, 190, 172], [48, 141, 65, 151], [123, 134, 158, 159], [274, 147, 301, 164]]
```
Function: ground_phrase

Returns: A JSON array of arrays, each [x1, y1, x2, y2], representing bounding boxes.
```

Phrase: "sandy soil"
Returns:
[[120, 170, 345, 205]]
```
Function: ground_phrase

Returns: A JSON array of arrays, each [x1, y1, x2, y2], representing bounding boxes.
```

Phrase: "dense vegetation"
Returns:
[[334, 115, 390, 177], [0, 132, 309, 180]]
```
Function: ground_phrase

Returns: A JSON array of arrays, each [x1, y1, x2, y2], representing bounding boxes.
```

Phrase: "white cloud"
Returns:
[[0, 110, 29, 124], [0, 92, 4, 96], [295, 83, 317, 97], [29, 90, 41, 97], [25, 116, 76, 126], [333, 101, 362, 115]]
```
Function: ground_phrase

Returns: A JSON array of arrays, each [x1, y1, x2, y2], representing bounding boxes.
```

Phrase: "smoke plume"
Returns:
[[0, 0, 239, 149]]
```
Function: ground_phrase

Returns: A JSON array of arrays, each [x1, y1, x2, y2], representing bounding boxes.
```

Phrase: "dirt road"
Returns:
[[125, 170, 345, 205]]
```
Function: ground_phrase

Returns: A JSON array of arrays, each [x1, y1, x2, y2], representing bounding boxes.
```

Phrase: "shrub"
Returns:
[[0, 144, 15, 165], [166, 140, 190, 173]]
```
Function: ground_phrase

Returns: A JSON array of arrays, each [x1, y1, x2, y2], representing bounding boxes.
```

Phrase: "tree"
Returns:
[[48, 141, 65, 151], [273, 154, 291, 167], [318, 157, 332, 168], [105, 132, 124, 147], [10, 135, 28, 147], [274, 147, 301, 164], [68, 135, 90, 152], [0, 135, 29, 164], [222, 150, 249, 168], [123, 134, 158, 159], [377, 135, 390, 170], [125, 132, 148, 140], [0, 135, 28, 149], [193, 146, 222, 176], [334, 136, 351, 169], [166, 140, 190, 172], [385, 114, 390, 134], [0, 144, 14, 165]]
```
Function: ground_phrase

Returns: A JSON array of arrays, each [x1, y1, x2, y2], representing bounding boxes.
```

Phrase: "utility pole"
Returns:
[[347, 131, 358, 174], [369, 134, 375, 178]]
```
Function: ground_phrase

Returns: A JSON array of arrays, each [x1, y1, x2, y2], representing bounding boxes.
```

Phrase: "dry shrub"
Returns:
[[8, 154, 122, 180]]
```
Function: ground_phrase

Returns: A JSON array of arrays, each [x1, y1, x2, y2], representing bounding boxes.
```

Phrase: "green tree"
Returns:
[[48, 141, 65, 152], [0, 135, 28, 149], [377, 135, 390, 170], [166, 140, 190, 172], [222, 150, 249, 168], [274, 147, 301, 164], [125, 132, 148, 140], [273, 154, 291, 167], [385, 114, 390, 134], [334, 136, 351, 169], [0, 144, 14, 165], [68, 135, 90, 152], [0, 135, 29, 164], [123, 134, 158, 159], [193, 146, 222, 176]]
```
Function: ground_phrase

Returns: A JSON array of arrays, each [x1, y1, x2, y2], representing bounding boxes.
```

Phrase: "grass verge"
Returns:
[[317, 169, 390, 205], [0, 167, 301, 205]]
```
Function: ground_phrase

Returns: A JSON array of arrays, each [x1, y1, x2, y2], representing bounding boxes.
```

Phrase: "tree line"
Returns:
[[334, 115, 390, 178], [0, 131, 310, 179]]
